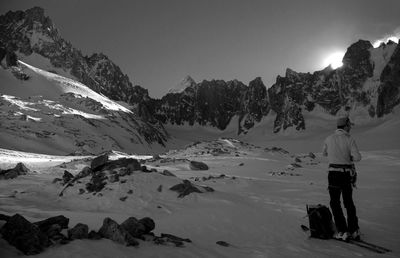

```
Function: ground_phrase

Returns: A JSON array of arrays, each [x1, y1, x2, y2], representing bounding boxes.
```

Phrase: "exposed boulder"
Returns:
[[91, 154, 109, 171], [120, 217, 146, 238], [62, 170, 74, 185], [85, 171, 107, 192], [68, 223, 89, 240], [98, 217, 139, 246], [0, 214, 49, 255], [0, 162, 30, 179], [34, 215, 69, 232], [170, 180, 214, 198], [189, 160, 209, 170], [138, 217, 155, 234]]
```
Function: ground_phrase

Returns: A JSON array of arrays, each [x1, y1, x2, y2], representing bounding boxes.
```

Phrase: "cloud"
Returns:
[[372, 26, 400, 47]]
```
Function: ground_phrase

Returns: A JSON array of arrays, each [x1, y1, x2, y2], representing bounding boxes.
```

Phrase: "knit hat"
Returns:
[[337, 117, 351, 127]]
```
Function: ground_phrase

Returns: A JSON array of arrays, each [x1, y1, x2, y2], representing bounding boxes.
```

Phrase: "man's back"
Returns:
[[323, 129, 361, 165]]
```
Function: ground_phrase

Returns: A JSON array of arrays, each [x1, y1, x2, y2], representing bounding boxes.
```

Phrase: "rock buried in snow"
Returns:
[[98, 217, 139, 246], [216, 240, 230, 247], [189, 160, 209, 170], [0, 214, 49, 255], [68, 223, 89, 240], [170, 180, 214, 198]]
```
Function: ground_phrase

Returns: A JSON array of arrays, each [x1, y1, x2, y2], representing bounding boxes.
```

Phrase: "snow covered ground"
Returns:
[[0, 138, 399, 257]]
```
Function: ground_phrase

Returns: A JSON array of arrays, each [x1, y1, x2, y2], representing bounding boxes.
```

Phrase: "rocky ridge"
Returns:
[[1, 7, 399, 136]]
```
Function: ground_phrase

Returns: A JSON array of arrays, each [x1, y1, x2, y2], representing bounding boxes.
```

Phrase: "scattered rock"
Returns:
[[216, 240, 230, 247], [98, 217, 139, 246], [157, 185, 163, 192], [189, 160, 209, 170], [308, 152, 316, 159], [238, 163, 244, 166], [78, 188, 85, 194], [127, 189, 133, 194], [294, 157, 302, 163], [0, 214, 49, 255], [141, 165, 150, 172], [62, 170, 74, 185], [68, 223, 89, 240], [170, 180, 214, 198], [120, 179, 127, 183], [119, 196, 128, 201], [151, 168, 158, 172]]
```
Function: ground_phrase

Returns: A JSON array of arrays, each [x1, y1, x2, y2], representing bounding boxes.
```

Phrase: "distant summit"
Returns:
[[168, 76, 196, 94]]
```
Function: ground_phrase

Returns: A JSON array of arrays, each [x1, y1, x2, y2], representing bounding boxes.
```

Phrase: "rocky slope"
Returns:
[[1, 7, 399, 137]]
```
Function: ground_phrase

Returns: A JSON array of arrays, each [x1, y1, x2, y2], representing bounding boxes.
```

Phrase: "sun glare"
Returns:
[[373, 36, 399, 48], [322, 51, 345, 69]]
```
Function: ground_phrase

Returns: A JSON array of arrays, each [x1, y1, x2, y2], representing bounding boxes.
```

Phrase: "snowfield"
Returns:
[[0, 138, 399, 257]]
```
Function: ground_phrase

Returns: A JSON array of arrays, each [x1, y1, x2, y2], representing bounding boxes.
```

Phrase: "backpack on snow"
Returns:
[[306, 204, 335, 239]]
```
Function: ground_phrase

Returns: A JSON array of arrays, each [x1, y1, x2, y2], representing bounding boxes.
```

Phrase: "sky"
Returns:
[[1, 0, 400, 98]]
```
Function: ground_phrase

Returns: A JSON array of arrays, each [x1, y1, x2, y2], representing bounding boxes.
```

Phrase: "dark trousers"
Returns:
[[328, 171, 359, 233]]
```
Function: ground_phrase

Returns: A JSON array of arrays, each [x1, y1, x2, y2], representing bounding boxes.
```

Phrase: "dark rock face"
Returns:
[[0, 7, 167, 146], [377, 43, 400, 117], [98, 217, 139, 246], [0, 214, 49, 255], [91, 154, 109, 171]]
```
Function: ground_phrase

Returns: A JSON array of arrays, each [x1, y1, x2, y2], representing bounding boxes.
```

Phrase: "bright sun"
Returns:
[[322, 51, 345, 69]]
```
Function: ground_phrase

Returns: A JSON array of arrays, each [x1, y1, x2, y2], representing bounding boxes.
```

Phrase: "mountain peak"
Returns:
[[168, 76, 196, 94]]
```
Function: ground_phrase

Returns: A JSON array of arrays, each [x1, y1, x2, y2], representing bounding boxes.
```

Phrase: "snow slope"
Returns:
[[0, 139, 399, 257], [0, 61, 168, 155]]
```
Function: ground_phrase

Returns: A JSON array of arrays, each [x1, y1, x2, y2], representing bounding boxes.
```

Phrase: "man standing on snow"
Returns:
[[322, 116, 361, 241]]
